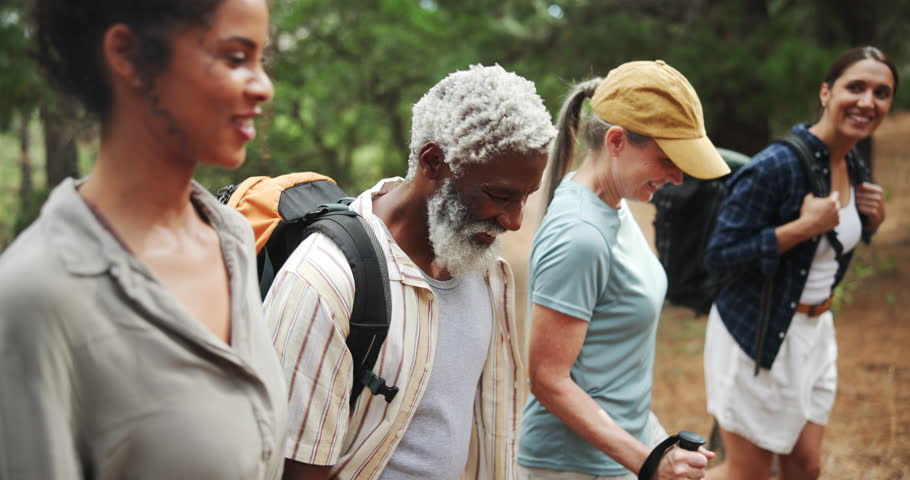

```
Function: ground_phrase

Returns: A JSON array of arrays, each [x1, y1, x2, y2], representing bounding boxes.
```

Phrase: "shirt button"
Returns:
[[779, 332, 785, 339], [823, 168, 829, 174], [790, 302, 796, 308], [815, 151, 821, 158], [800, 269, 807, 276]]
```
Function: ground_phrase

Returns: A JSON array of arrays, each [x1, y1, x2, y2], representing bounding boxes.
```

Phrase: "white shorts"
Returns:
[[704, 305, 837, 454]]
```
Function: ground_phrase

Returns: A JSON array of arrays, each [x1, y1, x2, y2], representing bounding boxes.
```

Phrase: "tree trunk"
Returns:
[[380, 93, 408, 179], [706, 0, 771, 155], [40, 102, 79, 189], [17, 111, 33, 199]]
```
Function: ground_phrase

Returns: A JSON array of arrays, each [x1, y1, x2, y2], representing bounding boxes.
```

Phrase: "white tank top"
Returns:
[[799, 187, 862, 304]]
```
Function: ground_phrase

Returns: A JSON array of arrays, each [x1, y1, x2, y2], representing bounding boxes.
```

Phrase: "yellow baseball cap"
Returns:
[[590, 60, 730, 179]]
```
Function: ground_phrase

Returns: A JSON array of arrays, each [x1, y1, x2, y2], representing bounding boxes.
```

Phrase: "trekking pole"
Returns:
[[639, 431, 706, 479], [677, 431, 706, 451]]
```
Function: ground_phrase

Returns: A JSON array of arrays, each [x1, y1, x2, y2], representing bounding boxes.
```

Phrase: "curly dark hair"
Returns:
[[30, 0, 223, 121]]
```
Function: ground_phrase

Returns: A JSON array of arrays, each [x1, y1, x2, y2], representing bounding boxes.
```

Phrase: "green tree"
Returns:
[[0, 3, 40, 195], [5, 0, 910, 243]]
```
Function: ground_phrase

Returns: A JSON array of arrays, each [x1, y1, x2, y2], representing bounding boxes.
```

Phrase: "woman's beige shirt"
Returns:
[[0, 179, 288, 479]]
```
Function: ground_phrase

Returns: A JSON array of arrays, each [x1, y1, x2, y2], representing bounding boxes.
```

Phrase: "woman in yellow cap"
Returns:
[[703, 46, 896, 480], [518, 61, 727, 480]]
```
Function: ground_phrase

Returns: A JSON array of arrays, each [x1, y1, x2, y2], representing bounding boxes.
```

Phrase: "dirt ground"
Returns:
[[501, 112, 910, 479]]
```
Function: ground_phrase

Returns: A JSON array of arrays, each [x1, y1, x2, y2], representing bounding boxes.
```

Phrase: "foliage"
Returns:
[[0, 1, 41, 128], [834, 243, 900, 313], [3, 0, 910, 243], [201, 0, 575, 194], [11, 186, 47, 238]]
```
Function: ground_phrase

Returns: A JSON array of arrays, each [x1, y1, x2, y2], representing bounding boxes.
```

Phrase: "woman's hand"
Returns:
[[798, 191, 841, 238], [778, 191, 840, 253], [655, 445, 714, 480], [856, 182, 886, 232]]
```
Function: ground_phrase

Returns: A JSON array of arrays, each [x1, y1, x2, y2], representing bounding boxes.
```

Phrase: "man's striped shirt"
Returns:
[[264, 178, 526, 479]]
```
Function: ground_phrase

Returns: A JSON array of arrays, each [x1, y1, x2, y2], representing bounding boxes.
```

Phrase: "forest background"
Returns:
[[1, 0, 909, 240], [1, 1, 908, 476]]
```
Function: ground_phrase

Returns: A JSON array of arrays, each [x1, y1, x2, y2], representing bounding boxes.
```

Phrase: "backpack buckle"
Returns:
[[302, 203, 353, 223], [216, 184, 237, 204], [357, 369, 399, 403]]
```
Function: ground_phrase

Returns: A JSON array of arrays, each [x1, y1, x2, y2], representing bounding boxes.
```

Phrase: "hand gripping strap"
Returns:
[[638, 431, 705, 480], [776, 134, 844, 259]]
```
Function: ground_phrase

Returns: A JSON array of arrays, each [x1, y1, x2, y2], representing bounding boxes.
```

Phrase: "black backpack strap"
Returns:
[[776, 134, 844, 259], [749, 134, 840, 374], [256, 192, 397, 410], [258, 247, 276, 300], [777, 134, 828, 195], [303, 209, 397, 411], [850, 148, 872, 184], [752, 277, 774, 375]]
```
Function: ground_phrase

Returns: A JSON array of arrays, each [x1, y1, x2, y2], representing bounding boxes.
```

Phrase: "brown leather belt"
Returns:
[[797, 296, 834, 317]]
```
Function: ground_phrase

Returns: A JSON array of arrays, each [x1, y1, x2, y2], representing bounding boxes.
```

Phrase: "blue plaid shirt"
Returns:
[[705, 124, 874, 370]]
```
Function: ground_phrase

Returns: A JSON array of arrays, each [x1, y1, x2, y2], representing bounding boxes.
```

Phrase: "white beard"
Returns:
[[426, 179, 505, 277]]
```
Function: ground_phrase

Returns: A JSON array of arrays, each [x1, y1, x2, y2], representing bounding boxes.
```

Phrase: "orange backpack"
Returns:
[[218, 173, 399, 409]]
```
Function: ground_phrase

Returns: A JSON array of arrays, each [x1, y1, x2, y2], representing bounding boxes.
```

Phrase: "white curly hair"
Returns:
[[405, 64, 556, 179]]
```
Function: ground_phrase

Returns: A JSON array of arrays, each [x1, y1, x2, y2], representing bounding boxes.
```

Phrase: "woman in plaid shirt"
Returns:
[[703, 46, 898, 479]]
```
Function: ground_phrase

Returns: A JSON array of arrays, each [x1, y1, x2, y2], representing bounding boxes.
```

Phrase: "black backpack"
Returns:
[[217, 173, 398, 410], [652, 148, 750, 315], [652, 135, 869, 317]]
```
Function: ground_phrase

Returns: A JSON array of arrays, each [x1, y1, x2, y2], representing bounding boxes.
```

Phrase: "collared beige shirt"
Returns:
[[266, 177, 526, 479], [0, 179, 288, 479]]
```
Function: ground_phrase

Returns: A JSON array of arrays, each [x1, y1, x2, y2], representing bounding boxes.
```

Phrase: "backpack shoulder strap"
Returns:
[[848, 147, 873, 184], [775, 132, 844, 258], [222, 172, 397, 410], [776, 133, 827, 197], [774, 132, 868, 194], [304, 210, 397, 411]]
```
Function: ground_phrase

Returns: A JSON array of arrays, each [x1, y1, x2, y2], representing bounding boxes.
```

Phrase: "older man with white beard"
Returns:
[[265, 64, 556, 480]]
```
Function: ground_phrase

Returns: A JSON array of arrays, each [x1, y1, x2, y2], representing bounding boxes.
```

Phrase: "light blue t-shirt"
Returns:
[[518, 177, 667, 477]]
